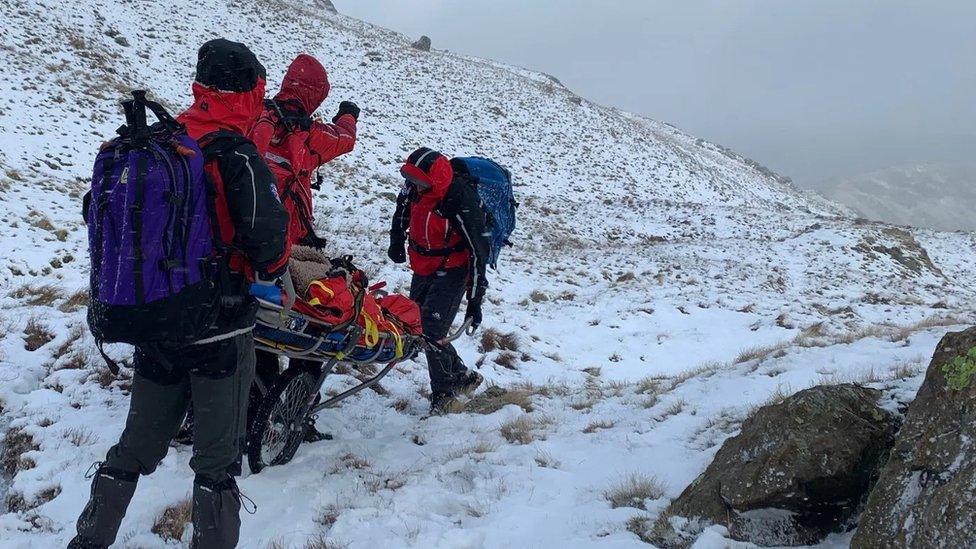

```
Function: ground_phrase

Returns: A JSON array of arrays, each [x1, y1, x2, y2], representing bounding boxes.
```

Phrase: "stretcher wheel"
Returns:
[[247, 367, 318, 473]]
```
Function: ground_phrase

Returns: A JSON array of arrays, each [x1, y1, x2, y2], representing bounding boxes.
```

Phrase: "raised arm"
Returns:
[[307, 102, 358, 167]]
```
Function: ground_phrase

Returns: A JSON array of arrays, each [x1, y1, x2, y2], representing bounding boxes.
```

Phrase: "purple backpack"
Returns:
[[86, 91, 221, 363]]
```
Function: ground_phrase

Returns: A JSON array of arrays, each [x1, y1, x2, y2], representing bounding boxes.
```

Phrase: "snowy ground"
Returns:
[[2, 0, 976, 547]]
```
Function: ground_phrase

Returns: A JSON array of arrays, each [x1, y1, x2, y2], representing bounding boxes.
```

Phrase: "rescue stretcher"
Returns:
[[245, 274, 470, 473]]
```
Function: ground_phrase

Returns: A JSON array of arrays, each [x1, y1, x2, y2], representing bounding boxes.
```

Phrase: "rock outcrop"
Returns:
[[653, 384, 899, 547], [314, 0, 337, 14], [852, 327, 976, 548], [411, 35, 432, 52]]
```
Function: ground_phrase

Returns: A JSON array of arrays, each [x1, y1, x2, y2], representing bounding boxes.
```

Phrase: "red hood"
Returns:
[[274, 54, 330, 114], [401, 154, 454, 201], [178, 78, 267, 140]]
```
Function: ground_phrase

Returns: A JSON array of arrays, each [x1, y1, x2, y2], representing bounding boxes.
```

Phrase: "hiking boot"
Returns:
[[428, 372, 484, 416], [67, 536, 106, 549], [72, 464, 138, 548], [301, 417, 333, 443], [429, 392, 465, 416], [191, 476, 246, 549], [455, 370, 484, 396]]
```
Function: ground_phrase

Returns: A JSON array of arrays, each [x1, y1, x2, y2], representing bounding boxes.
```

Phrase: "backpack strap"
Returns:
[[96, 341, 121, 376], [121, 90, 183, 147], [131, 153, 148, 304], [268, 99, 312, 132], [196, 131, 253, 255], [197, 131, 252, 307], [135, 90, 182, 131]]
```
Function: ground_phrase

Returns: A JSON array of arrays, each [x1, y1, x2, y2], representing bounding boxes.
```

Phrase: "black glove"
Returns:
[[465, 296, 483, 330], [333, 101, 360, 122], [256, 262, 288, 283], [300, 231, 328, 251], [387, 239, 406, 264]]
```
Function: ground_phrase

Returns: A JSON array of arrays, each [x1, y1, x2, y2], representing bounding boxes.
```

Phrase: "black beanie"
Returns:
[[195, 39, 267, 92]]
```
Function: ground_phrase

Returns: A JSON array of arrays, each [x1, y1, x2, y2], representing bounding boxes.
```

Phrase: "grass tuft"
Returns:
[[888, 361, 922, 380], [151, 499, 192, 541], [734, 343, 786, 364], [534, 449, 561, 469], [445, 440, 498, 461], [479, 329, 520, 353], [11, 284, 60, 306], [493, 352, 519, 370], [23, 317, 55, 351], [745, 385, 792, 417], [59, 289, 89, 312], [661, 398, 687, 418], [304, 533, 347, 549], [467, 384, 539, 414], [582, 419, 615, 434], [2, 428, 38, 476], [315, 502, 345, 529], [329, 453, 371, 474], [499, 415, 552, 445], [64, 427, 97, 447], [604, 473, 666, 510]]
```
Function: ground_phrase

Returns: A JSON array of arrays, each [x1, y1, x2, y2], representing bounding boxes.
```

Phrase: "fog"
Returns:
[[336, 0, 976, 189]]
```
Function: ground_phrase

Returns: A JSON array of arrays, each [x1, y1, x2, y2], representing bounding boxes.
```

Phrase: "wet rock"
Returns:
[[852, 327, 976, 548], [653, 384, 899, 547], [411, 35, 432, 52], [314, 0, 337, 13]]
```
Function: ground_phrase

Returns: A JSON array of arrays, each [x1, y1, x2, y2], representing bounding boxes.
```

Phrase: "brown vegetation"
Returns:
[[151, 499, 192, 541]]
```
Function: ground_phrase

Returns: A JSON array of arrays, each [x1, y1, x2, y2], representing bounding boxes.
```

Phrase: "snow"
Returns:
[[1, 0, 975, 547]]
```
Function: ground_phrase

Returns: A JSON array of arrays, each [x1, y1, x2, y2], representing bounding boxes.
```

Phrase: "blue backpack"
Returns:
[[450, 157, 518, 269]]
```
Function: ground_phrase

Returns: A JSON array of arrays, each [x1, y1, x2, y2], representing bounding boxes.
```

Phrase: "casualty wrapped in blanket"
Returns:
[[253, 246, 423, 352]]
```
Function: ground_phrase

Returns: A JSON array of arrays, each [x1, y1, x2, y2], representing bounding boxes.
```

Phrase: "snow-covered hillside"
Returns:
[[822, 162, 976, 232], [1, 1, 975, 547]]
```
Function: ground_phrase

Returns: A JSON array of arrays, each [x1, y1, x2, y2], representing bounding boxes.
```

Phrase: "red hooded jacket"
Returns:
[[177, 77, 290, 280], [249, 54, 357, 250], [180, 81, 265, 139], [173, 38, 289, 338], [390, 148, 490, 302], [399, 153, 471, 274]]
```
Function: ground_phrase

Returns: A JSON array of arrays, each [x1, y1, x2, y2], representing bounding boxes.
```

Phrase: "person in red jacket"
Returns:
[[388, 147, 488, 414], [70, 39, 288, 549], [248, 53, 358, 440], [249, 53, 358, 251]]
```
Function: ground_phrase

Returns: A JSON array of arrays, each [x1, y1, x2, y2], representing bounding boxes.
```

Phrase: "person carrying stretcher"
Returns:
[[249, 53, 359, 441], [388, 147, 488, 414]]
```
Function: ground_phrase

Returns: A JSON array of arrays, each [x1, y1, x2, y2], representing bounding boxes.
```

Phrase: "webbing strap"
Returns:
[[96, 341, 121, 376], [387, 322, 404, 359], [132, 153, 147, 304], [408, 239, 466, 257]]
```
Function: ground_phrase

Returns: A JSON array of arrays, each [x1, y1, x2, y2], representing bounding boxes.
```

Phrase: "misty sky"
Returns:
[[336, 0, 976, 189]]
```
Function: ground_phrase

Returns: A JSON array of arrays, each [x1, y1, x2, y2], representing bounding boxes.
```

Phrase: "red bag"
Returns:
[[297, 275, 357, 325], [299, 276, 397, 350], [379, 294, 423, 336], [357, 293, 388, 348]]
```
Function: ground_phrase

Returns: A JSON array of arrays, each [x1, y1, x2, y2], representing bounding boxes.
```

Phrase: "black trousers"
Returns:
[[106, 333, 255, 481], [410, 267, 469, 394]]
